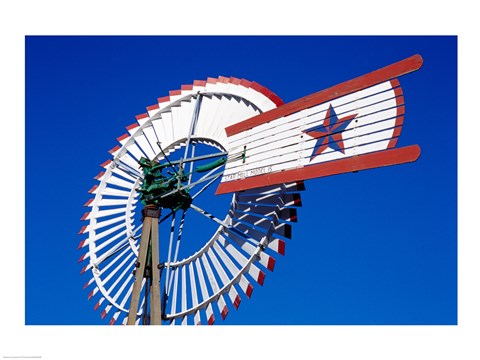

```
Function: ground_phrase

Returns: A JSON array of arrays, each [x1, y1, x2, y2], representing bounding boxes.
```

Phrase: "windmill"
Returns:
[[78, 54, 423, 325]]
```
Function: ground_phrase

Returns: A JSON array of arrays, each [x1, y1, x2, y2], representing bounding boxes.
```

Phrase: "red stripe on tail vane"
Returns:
[[80, 212, 89, 220], [88, 185, 98, 194], [208, 314, 215, 325], [225, 54, 423, 136], [78, 226, 87, 235], [216, 145, 421, 195]]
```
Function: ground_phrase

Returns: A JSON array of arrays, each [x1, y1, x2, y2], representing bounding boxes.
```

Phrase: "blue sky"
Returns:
[[24, 35, 457, 327]]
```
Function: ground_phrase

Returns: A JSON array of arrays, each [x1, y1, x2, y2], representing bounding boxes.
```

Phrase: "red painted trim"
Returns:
[[226, 55, 423, 136], [157, 96, 170, 103], [257, 271, 265, 286], [234, 295, 241, 309], [100, 159, 112, 168], [83, 280, 90, 289], [181, 84, 193, 90], [292, 193, 302, 206], [135, 113, 148, 121], [193, 80, 206, 86], [80, 265, 88, 275], [94, 302, 100, 311], [83, 199, 93, 206], [277, 240, 286, 256], [94, 171, 105, 180], [88, 185, 98, 194], [229, 77, 241, 85], [88, 290, 94, 300], [246, 283, 253, 298], [388, 79, 406, 149], [146, 103, 159, 111], [221, 306, 229, 320], [218, 76, 230, 84], [207, 77, 217, 84], [390, 78, 401, 88], [288, 208, 298, 222], [169, 89, 182, 96], [208, 314, 215, 325], [101, 310, 107, 319], [80, 212, 90, 220], [78, 226, 87, 235], [126, 122, 139, 130], [393, 85, 403, 98], [109, 318, 116, 325], [78, 254, 87, 263], [109, 145, 120, 154], [269, 93, 284, 107], [78, 240, 86, 250], [216, 145, 421, 194], [390, 116, 405, 139], [267, 257, 276, 271], [250, 81, 265, 94], [116, 133, 129, 142], [239, 79, 252, 88]]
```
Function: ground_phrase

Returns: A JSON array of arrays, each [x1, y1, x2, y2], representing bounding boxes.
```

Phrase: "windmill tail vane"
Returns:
[[216, 54, 423, 194], [78, 54, 423, 325]]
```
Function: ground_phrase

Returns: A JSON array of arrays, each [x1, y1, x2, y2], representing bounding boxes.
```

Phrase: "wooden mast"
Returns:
[[127, 205, 162, 325]]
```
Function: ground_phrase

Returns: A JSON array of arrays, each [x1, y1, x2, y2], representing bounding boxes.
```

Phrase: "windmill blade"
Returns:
[[216, 55, 423, 194], [80, 76, 308, 325]]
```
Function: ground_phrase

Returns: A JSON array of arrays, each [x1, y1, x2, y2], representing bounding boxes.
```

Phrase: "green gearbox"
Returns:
[[137, 157, 192, 211]]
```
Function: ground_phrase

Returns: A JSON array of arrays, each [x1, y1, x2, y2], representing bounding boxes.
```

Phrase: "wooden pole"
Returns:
[[127, 205, 162, 325], [150, 216, 162, 325]]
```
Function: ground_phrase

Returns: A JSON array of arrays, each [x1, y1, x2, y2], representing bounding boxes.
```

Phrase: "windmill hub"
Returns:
[[137, 157, 192, 211]]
